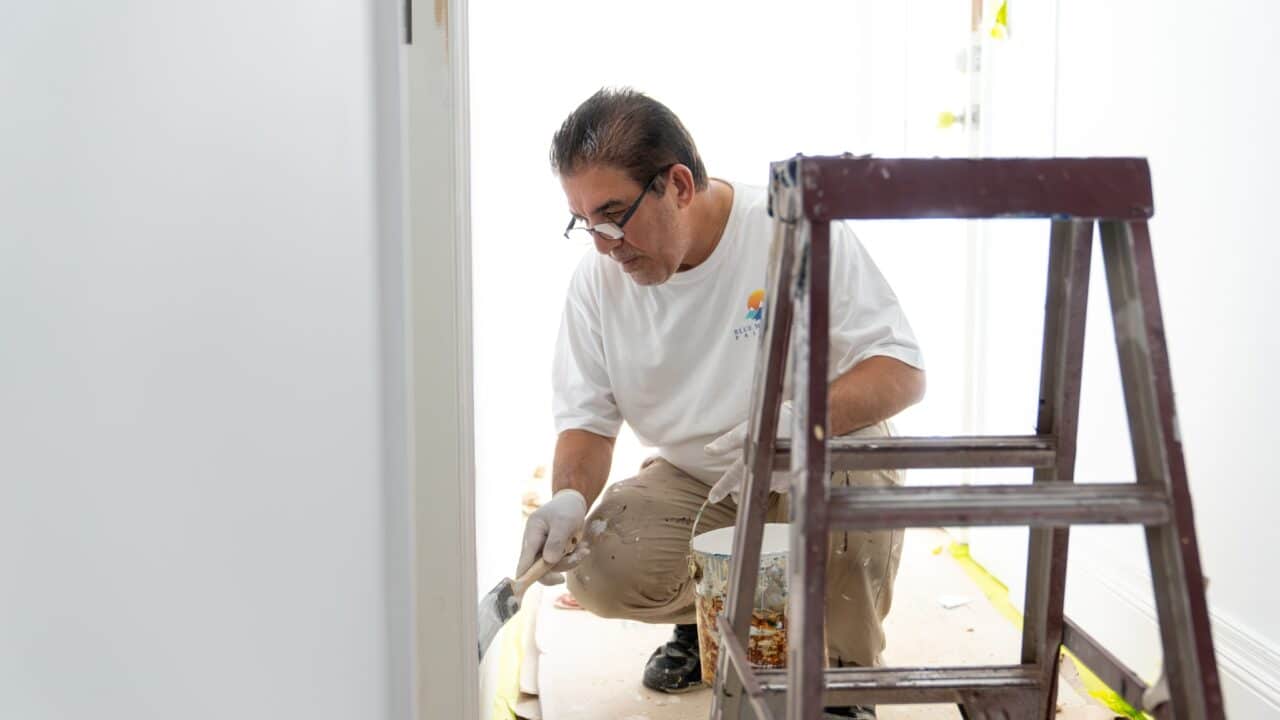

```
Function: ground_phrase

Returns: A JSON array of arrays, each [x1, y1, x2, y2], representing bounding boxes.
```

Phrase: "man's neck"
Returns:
[[677, 179, 733, 272]]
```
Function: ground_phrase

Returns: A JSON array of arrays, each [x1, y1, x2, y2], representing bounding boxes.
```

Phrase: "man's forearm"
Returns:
[[827, 355, 926, 437], [552, 429, 616, 507]]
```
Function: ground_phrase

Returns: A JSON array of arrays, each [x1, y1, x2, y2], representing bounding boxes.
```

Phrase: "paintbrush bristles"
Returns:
[[477, 532, 580, 661], [476, 579, 516, 660]]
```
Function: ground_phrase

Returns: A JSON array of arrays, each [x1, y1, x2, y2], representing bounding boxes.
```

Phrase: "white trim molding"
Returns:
[[1214, 612, 1280, 713], [402, 0, 478, 718], [1079, 564, 1280, 716], [372, 0, 414, 717]]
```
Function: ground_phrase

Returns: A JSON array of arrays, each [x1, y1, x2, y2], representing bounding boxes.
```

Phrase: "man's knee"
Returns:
[[568, 550, 691, 621], [565, 482, 646, 618], [565, 525, 659, 619], [565, 561, 627, 619], [580, 477, 666, 547], [566, 478, 691, 619]]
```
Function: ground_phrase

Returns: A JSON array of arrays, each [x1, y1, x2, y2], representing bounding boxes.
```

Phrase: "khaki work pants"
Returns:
[[566, 421, 904, 668]]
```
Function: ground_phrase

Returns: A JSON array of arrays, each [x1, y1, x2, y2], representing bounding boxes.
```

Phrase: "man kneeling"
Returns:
[[516, 88, 926, 720]]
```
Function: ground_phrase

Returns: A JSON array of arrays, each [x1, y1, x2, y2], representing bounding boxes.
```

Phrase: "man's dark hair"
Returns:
[[550, 88, 709, 193]]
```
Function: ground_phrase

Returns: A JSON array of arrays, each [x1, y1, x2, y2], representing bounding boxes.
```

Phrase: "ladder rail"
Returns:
[[1020, 218, 1095, 717], [713, 172, 801, 720], [785, 215, 832, 720], [717, 615, 778, 720], [1100, 220, 1224, 717]]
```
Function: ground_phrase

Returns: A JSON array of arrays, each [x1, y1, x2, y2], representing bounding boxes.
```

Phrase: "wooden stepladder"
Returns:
[[710, 156, 1224, 719]]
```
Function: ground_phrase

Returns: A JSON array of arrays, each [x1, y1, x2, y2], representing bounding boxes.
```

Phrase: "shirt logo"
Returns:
[[745, 289, 765, 321], [732, 289, 766, 341]]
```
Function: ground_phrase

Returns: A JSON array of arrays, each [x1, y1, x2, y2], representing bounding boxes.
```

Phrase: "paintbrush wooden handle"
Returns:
[[511, 531, 581, 599], [511, 558, 553, 598]]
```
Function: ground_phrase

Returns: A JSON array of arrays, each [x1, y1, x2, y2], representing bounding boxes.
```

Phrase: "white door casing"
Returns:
[[401, 0, 479, 717]]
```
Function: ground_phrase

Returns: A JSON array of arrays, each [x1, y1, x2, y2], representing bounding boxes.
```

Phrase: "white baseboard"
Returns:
[[1077, 564, 1280, 716]]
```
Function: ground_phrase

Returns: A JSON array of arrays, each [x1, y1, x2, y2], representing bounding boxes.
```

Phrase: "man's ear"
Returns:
[[667, 164, 697, 210]]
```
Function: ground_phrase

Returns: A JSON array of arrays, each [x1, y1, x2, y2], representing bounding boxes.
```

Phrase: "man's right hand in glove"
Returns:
[[515, 488, 589, 586]]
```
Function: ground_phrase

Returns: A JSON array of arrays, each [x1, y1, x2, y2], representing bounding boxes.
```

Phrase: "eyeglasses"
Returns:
[[563, 164, 675, 243]]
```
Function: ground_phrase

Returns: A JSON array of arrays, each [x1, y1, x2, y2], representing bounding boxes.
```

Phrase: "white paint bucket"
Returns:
[[689, 523, 790, 685]]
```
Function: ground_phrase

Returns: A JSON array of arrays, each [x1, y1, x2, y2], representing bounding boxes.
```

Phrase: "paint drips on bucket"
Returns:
[[689, 523, 791, 685]]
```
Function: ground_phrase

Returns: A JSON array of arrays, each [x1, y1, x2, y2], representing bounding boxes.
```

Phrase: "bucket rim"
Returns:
[[689, 522, 791, 556]]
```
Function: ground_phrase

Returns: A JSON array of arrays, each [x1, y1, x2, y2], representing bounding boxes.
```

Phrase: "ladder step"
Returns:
[[718, 614, 1040, 714], [825, 483, 1169, 529], [773, 435, 1057, 471], [754, 664, 1041, 706]]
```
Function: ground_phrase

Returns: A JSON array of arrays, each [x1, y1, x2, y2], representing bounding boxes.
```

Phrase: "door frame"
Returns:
[[385, 0, 479, 717]]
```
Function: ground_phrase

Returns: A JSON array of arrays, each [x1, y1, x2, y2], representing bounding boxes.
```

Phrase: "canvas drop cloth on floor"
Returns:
[[524, 528, 1115, 720]]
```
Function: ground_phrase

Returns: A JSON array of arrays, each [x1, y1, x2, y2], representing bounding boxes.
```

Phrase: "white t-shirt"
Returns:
[[552, 181, 924, 484]]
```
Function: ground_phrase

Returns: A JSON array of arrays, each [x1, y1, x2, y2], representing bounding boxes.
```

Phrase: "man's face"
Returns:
[[560, 163, 688, 287]]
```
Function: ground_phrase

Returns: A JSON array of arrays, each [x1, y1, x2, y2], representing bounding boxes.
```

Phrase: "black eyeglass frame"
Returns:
[[562, 164, 676, 242]]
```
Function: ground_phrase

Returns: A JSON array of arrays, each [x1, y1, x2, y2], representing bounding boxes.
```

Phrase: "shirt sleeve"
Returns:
[[827, 221, 925, 378], [552, 260, 623, 438]]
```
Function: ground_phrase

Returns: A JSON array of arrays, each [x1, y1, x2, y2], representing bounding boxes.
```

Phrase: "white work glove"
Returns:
[[705, 403, 793, 505], [515, 489, 588, 586]]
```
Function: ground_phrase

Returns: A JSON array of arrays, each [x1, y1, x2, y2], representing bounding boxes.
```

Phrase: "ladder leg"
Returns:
[[1098, 220, 1225, 719], [787, 219, 831, 720], [1018, 220, 1094, 718], [714, 184, 801, 720]]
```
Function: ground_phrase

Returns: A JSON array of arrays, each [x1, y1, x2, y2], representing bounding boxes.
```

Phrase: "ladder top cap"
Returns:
[[770, 155, 1154, 222]]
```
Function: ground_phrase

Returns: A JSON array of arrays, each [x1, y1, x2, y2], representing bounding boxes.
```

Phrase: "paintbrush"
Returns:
[[477, 534, 579, 660]]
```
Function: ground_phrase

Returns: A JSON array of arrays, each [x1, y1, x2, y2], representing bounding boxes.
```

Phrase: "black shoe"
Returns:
[[823, 706, 877, 719], [642, 623, 703, 693]]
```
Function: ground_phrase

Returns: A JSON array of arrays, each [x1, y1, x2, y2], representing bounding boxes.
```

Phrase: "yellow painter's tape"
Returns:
[[946, 543, 1150, 719], [990, 1, 1009, 39], [488, 599, 530, 720]]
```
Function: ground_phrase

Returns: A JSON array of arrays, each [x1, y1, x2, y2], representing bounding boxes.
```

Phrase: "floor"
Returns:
[[513, 528, 1119, 720]]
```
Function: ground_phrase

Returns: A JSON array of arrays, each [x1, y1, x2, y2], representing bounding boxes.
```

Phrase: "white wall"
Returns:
[[1, 3, 400, 718], [966, 0, 1280, 714], [470, 0, 1280, 713]]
